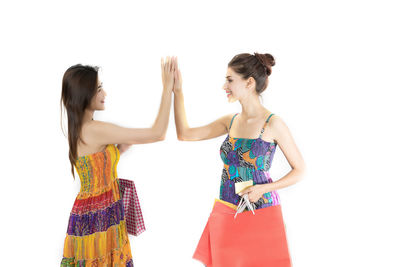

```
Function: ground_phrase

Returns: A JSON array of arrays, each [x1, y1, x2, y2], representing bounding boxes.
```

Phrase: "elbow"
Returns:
[[151, 126, 166, 142], [290, 164, 306, 184], [177, 132, 191, 141], [176, 128, 193, 141], [296, 164, 307, 182], [176, 130, 188, 141], [158, 134, 166, 141], [155, 132, 166, 142]]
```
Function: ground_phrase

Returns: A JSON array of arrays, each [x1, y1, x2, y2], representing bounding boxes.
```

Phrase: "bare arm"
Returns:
[[87, 57, 175, 146], [240, 115, 307, 201], [174, 91, 232, 141], [173, 58, 231, 141], [270, 115, 307, 182]]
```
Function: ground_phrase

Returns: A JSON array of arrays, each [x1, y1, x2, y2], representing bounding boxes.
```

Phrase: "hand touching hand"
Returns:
[[161, 56, 175, 93], [173, 57, 182, 94]]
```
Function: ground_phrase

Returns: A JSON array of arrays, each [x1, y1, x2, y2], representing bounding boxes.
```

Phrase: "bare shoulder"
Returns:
[[85, 120, 122, 133], [81, 120, 115, 144], [221, 113, 237, 130], [82, 120, 103, 136], [268, 114, 293, 143], [269, 114, 288, 131], [269, 114, 284, 126]]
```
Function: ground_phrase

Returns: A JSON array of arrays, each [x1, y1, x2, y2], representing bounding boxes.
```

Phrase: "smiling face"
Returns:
[[89, 78, 107, 110], [223, 67, 255, 103]]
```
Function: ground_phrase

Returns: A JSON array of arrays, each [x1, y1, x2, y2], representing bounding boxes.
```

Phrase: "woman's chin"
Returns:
[[227, 95, 237, 103]]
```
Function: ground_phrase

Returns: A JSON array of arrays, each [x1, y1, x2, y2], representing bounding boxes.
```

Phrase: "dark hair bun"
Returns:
[[254, 53, 275, 76], [228, 52, 276, 95], [263, 53, 275, 67]]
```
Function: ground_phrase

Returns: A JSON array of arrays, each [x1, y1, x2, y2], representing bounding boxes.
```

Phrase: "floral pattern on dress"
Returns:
[[219, 113, 281, 210]]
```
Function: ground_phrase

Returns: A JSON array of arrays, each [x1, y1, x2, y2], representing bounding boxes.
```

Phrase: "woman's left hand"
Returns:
[[172, 57, 182, 94], [239, 184, 269, 203], [161, 56, 175, 93]]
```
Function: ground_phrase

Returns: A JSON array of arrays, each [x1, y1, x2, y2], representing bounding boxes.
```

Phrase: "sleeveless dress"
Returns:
[[219, 113, 280, 209], [193, 113, 292, 267], [61, 144, 134, 267]]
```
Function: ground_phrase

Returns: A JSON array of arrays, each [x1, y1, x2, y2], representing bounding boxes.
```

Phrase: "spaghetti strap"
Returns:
[[259, 113, 275, 138], [228, 113, 239, 131], [266, 113, 274, 123]]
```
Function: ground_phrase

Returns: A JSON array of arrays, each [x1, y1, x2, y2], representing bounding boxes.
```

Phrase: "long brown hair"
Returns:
[[228, 52, 275, 95], [60, 64, 99, 179]]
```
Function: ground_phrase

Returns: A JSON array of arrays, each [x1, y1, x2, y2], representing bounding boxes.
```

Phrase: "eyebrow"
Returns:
[[97, 82, 103, 88], [225, 76, 232, 79]]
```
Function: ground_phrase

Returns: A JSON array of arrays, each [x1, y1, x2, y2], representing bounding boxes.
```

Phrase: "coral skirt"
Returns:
[[193, 199, 292, 267]]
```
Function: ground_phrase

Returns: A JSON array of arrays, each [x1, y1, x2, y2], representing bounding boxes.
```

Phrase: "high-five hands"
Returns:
[[172, 57, 182, 94], [161, 56, 176, 93], [161, 56, 182, 94]]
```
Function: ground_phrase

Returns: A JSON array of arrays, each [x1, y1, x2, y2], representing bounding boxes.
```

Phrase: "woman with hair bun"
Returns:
[[173, 53, 306, 266], [59, 57, 176, 266]]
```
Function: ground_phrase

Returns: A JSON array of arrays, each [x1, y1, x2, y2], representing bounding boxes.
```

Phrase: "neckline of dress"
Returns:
[[227, 134, 277, 145], [76, 144, 115, 159]]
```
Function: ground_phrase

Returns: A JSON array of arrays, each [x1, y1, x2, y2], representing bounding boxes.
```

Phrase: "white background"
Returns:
[[1, 0, 399, 266]]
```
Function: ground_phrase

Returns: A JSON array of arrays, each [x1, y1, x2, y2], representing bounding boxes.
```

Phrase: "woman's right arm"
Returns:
[[173, 58, 232, 141], [85, 57, 175, 145]]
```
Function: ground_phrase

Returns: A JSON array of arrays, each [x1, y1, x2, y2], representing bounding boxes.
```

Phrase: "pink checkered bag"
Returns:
[[118, 178, 146, 236]]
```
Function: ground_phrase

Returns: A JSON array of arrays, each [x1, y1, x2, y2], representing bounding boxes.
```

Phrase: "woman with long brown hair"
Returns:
[[173, 53, 306, 266], [59, 57, 175, 266]]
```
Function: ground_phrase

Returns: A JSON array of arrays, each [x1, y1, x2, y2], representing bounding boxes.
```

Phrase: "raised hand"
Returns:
[[161, 56, 175, 94], [173, 57, 182, 94]]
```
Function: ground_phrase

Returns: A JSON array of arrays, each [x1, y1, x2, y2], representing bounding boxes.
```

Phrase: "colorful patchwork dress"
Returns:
[[61, 144, 134, 267], [193, 113, 292, 267], [219, 113, 280, 209]]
